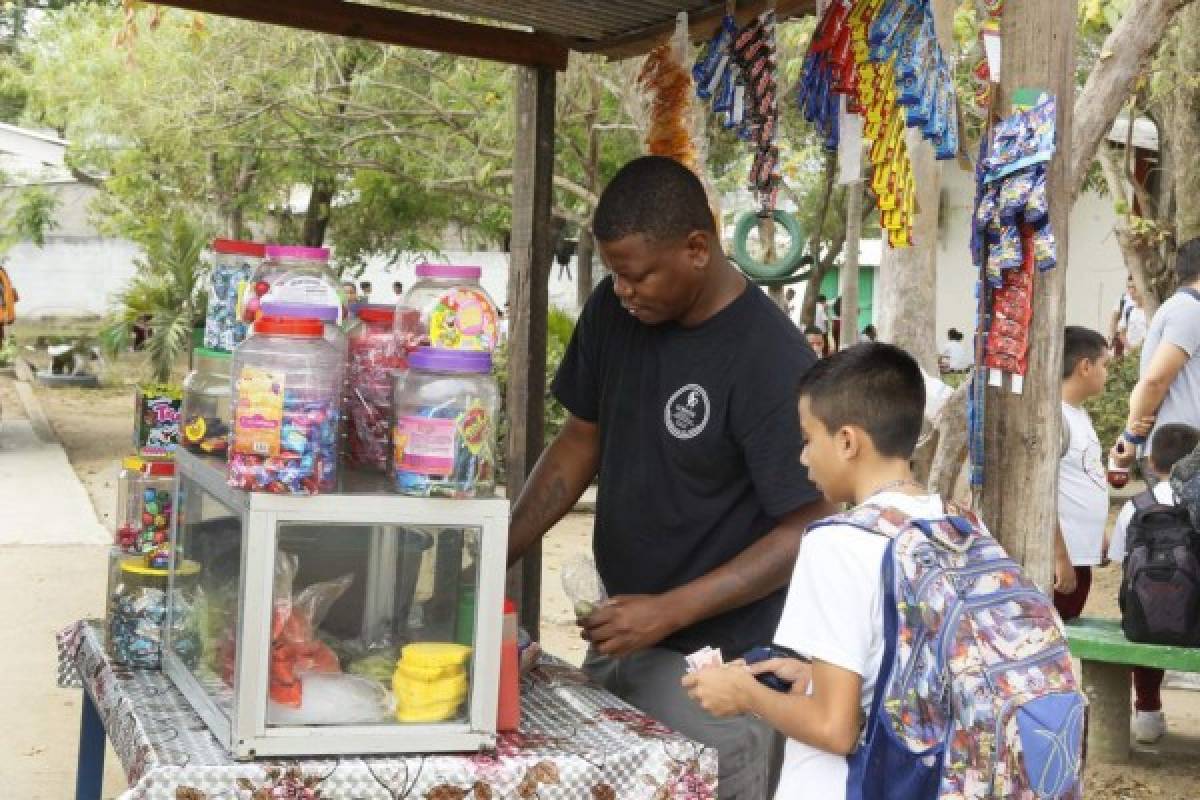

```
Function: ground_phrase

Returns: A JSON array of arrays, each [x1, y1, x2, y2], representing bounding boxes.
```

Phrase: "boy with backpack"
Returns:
[[683, 343, 1084, 799], [1106, 423, 1200, 744], [1053, 326, 1114, 619]]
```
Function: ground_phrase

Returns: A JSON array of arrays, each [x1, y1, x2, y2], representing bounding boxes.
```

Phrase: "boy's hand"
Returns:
[[1110, 439, 1136, 470], [682, 664, 756, 717], [1054, 554, 1077, 594], [746, 657, 813, 694]]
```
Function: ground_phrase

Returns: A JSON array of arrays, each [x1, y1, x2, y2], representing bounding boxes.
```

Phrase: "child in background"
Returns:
[[1054, 326, 1112, 619], [683, 343, 944, 798], [1107, 423, 1200, 744]]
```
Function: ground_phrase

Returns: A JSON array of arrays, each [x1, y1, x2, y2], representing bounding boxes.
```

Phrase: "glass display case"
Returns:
[[162, 448, 508, 759]]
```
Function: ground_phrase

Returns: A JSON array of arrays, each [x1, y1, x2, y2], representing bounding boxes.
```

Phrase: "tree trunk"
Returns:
[[874, 0, 952, 374], [1070, 0, 1197, 201], [927, 380, 971, 500], [839, 180, 863, 348], [979, 0, 1076, 592], [1097, 144, 1165, 316], [302, 178, 335, 247], [875, 128, 940, 375], [1171, 5, 1200, 244], [577, 71, 603, 311]]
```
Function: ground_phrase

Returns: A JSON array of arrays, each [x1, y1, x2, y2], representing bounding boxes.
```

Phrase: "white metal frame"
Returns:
[[164, 448, 508, 759]]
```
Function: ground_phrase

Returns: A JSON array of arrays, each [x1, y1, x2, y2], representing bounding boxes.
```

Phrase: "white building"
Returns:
[[0, 123, 141, 318]]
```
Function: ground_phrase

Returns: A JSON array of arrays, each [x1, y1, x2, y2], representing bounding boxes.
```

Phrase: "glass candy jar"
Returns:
[[396, 264, 499, 353], [347, 304, 404, 471], [204, 239, 264, 353], [229, 316, 344, 495], [392, 347, 497, 498], [181, 347, 233, 458]]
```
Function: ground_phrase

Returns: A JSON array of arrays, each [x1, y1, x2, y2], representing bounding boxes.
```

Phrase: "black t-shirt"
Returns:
[[553, 276, 823, 657]]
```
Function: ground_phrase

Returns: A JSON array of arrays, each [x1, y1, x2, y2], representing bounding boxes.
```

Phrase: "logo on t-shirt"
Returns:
[[664, 383, 710, 440]]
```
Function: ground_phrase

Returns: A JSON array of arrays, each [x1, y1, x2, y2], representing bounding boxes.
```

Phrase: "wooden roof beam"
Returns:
[[152, 0, 570, 71], [583, 0, 816, 59]]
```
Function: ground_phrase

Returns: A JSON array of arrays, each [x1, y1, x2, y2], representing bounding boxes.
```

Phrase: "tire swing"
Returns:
[[730, 209, 810, 285]]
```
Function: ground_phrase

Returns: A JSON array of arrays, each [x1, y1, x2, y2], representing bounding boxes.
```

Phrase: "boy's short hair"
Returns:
[[803, 324, 825, 337], [1151, 424, 1200, 473], [1062, 326, 1108, 379], [797, 342, 926, 459]]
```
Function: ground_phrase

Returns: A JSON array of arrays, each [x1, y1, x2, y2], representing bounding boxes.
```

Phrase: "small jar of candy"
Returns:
[[347, 304, 404, 471], [239, 246, 340, 324], [204, 239, 264, 353], [229, 316, 344, 495], [181, 347, 234, 457], [115, 459, 176, 554], [106, 555, 202, 669], [393, 347, 497, 497], [396, 264, 499, 353]]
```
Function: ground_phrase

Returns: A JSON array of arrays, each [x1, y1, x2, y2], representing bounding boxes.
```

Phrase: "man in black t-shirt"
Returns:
[[508, 156, 832, 799]]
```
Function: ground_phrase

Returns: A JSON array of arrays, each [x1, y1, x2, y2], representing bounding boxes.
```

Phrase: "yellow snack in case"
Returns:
[[394, 660, 462, 682], [396, 700, 465, 723], [392, 672, 468, 708], [400, 642, 471, 669]]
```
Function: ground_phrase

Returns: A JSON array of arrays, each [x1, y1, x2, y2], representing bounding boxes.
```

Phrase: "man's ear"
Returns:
[[685, 230, 712, 270]]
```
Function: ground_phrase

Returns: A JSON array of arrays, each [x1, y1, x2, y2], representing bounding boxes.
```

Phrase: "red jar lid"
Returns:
[[212, 239, 266, 257], [254, 316, 324, 337], [355, 304, 396, 324], [143, 460, 176, 477]]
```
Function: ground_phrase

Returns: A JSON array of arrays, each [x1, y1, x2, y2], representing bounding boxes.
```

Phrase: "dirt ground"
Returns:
[[30, 376, 1200, 798]]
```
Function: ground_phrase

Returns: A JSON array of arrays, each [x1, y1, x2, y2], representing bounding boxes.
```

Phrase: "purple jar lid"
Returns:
[[408, 346, 492, 373], [264, 245, 330, 261], [415, 263, 482, 280], [260, 301, 339, 322]]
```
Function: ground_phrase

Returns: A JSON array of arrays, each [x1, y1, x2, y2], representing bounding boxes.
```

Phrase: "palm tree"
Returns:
[[100, 216, 209, 382]]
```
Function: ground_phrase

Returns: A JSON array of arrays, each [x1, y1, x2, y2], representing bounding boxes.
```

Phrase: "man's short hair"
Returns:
[[948, 328, 963, 341], [798, 342, 926, 459], [1152, 423, 1200, 473], [360, 281, 372, 291], [817, 294, 827, 303], [593, 156, 715, 243], [1062, 326, 1108, 379], [1178, 237, 1200, 285]]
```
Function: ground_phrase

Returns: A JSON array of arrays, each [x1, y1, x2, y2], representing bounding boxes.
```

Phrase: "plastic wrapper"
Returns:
[[220, 552, 352, 708]]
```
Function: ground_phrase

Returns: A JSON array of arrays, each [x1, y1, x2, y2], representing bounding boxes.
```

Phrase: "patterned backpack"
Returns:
[[816, 503, 1085, 800]]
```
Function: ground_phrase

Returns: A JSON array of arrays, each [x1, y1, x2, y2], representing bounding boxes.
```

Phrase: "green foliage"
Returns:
[[9, 185, 58, 246], [492, 307, 575, 476], [1084, 351, 1140, 455], [99, 214, 209, 382]]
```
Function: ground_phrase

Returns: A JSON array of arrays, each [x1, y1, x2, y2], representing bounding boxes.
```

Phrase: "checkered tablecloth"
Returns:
[[57, 620, 717, 799]]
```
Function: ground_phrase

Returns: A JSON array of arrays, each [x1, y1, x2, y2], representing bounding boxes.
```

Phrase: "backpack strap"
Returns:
[[1132, 489, 1160, 512]]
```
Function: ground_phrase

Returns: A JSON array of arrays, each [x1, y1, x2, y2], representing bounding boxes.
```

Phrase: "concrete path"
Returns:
[[0, 380, 125, 796]]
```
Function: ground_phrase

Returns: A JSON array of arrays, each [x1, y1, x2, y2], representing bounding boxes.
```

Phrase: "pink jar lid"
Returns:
[[264, 245, 330, 261], [415, 264, 482, 280]]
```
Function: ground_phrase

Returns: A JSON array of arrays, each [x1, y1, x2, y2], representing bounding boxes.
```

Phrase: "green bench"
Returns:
[[1065, 617, 1200, 762]]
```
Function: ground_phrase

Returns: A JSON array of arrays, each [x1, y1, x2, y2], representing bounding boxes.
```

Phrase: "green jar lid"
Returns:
[[193, 346, 233, 360]]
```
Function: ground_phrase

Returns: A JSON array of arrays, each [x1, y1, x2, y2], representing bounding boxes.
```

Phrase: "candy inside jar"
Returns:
[[106, 555, 202, 669], [204, 238, 264, 353], [346, 304, 404, 472], [229, 316, 345, 495], [393, 347, 497, 498], [395, 264, 499, 354]]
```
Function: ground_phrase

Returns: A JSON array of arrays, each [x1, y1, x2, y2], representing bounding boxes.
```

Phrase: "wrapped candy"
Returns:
[[347, 306, 405, 472], [638, 41, 698, 171]]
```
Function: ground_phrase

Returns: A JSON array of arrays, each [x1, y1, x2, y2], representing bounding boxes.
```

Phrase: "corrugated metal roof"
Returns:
[[393, 0, 814, 55]]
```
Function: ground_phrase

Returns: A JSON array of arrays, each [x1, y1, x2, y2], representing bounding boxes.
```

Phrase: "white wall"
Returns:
[[936, 167, 1127, 341], [6, 238, 142, 318]]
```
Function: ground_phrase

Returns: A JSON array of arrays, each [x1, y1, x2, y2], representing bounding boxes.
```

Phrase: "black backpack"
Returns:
[[1119, 489, 1200, 646]]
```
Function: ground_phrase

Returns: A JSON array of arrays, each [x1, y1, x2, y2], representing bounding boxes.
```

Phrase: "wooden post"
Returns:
[[506, 65, 556, 636], [979, 0, 1075, 591], [839, 180, 863, 349]]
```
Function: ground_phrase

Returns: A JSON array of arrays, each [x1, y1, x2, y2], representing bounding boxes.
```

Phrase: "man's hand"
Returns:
[[580, 595, 678, 657], [1054, 554, 1077, 595], [746, 657, 813, 694], [682, 664, 757, 718]]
